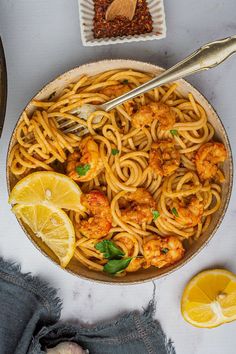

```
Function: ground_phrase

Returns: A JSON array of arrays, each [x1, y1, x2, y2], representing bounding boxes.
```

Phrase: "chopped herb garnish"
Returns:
[[111, 148, 119, 156], [152, 210, 160, 221], [170, 129, 178, 136], [103, 258, 132, 275], [76, 164, 91, 176], [48, 91, 56, 100], [95, 240, 124, 259], [161, 248, 169, 254], [172, 207, 179, 217], [123, 79, 129, 84]]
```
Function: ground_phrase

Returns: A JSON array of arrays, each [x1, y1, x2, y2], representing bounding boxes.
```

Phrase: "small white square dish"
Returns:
[[78, 0, 166, 46]]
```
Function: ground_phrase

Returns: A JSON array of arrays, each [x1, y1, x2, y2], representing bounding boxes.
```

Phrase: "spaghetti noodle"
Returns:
[[8, 69, 227, 275]]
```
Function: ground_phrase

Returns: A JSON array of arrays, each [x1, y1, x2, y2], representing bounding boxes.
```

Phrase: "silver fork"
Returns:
[[53, 35, 236, 136]]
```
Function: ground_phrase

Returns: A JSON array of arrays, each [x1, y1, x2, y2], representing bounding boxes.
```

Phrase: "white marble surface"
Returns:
[[0, 0, 236, 353]]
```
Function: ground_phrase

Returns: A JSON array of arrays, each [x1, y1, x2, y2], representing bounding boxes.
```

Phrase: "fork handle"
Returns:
[[102, 35, 236, 112]]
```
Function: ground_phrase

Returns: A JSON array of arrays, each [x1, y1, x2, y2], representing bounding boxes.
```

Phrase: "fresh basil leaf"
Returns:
[[170, 129, 178, 136], [104, 258, 132, 275], [123, 79, 129, 84], [111, 148, 119, 156], [76, 164, 90, 176], [161, 248, 169, 254], [172, 207, 179, 217], [152, 210, 160, 221], [95, 240, 124, 259]]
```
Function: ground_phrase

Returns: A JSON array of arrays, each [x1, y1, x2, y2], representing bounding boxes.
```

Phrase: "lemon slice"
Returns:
[[181, 269, 236, 328], [9, 171, 84, 212], [13, 204, 75, 267]]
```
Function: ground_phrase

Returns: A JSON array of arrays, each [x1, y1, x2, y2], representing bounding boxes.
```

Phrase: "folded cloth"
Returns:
[[0, 257, 176, 354]]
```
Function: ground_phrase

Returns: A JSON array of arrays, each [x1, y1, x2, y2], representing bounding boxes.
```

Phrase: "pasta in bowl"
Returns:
[[7, 60, 233, 283]]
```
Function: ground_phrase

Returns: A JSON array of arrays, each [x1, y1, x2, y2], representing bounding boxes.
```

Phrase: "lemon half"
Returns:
[[9, 171, 84, 212], [181, 269, 236, 328], [13, 204, 75, 267]]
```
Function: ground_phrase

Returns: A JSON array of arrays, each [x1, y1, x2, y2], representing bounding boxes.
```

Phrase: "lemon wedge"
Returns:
[[9, 171, 84, 212], [13, 204, 75, 267], [181, 269, 236, 328]]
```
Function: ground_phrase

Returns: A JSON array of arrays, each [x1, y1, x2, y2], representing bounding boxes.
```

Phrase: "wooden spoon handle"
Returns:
[[106, 0, 137, 21]]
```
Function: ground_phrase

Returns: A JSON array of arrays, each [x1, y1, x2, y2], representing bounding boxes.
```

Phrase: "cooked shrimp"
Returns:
[[172, 197, 203, 227], [118, 236, 134, 253], [100, 84, 130, 98], [149, 141, 180, 177], [143, 236, 185, 268], [120, 188, 157, 224], [195, 142, 227, 181], [66, 136, 103, 182], [132, 102, 176, 130], [100, 84, 135, 115], [77, 190, 112, 239], [126, 258, 145, 272]]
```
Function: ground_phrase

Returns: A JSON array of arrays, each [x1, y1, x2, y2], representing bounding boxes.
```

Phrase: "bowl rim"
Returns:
[[6, 59, 234, 285]]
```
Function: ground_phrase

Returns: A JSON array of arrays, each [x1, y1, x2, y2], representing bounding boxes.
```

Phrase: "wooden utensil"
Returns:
[[106, 0, 137, 21]]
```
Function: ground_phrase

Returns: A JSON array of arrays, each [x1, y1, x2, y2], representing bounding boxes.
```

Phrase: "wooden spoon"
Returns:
[[105, 0, 138, 21]]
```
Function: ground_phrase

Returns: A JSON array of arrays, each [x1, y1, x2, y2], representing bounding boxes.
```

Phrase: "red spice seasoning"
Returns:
[[93, 0, 153, 39]]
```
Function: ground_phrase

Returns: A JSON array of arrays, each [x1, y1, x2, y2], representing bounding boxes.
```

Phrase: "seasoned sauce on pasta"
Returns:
[[8, 69, 227, 275]]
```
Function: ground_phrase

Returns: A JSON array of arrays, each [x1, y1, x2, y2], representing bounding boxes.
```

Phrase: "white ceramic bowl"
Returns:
[[7, 60, 233, 284]]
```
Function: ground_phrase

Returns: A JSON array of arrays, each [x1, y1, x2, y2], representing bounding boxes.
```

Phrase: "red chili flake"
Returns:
[[93, 0, 153, 39]]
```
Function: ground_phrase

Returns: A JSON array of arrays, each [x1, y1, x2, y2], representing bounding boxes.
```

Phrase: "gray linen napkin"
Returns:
[[0, 257, 176, 354]]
